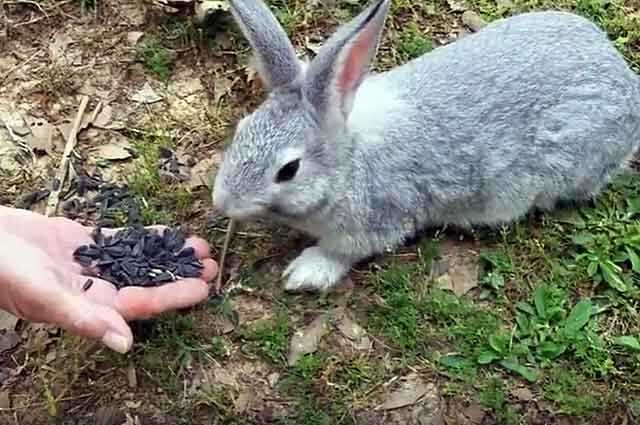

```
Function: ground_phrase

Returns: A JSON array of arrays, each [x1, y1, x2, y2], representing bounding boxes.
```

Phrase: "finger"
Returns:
[[184, 236, 212, 259], [53, 291, 133, 353], [115, 279, 210, 321], [199, 258, 219, 282]]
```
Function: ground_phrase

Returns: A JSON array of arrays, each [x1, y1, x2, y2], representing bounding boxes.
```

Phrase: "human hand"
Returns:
[[0, 206, 218, 353]]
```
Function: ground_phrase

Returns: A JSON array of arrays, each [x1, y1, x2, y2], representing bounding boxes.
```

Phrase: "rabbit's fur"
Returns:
[[213, 0, 640, 292]]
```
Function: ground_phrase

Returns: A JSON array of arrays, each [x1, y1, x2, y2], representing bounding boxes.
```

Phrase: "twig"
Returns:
[[216, 219, 235, 291], [45, 95, 89, 216]]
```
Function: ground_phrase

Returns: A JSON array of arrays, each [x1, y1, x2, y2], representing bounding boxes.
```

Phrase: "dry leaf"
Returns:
[[93, 105, 113, 128], [94, 142, 133, 161], [380, 374, 430, 410], [49, 32, 73, 63], [188, 155, 219, 189], [335, 310, 372, 351], [433, 242, 479, 297], [287, 313, 330, 366], [126, 31, 145, 46], [0, 311, 18, 332], [130, 82, 163, 104]]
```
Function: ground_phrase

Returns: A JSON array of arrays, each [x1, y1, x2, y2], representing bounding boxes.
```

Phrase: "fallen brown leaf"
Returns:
[[433, 241, 479, 297], [379, 373, 430, 411], [335, 309, 372, 351], [94, 142, 133, 161], [287, 313, 330, 366], [126, 31, 145, 46], [48, 32, 73, 64], [187, 155, 219, 189], [130, 82, 163, 104]]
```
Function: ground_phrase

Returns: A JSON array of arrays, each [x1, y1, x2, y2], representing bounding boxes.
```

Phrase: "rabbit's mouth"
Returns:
[[219, 205, 268, 222]]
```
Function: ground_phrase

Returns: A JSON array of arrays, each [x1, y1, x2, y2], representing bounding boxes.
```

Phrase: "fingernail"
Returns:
[[102, 331, 131, 354]]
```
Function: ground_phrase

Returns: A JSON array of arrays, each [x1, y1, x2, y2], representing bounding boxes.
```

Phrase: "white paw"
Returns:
[[282, 247, 349, 292]]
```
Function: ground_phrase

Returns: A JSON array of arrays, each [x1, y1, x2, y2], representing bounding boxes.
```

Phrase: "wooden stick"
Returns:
[[216, 219, 235, 291], [45, 95, 89, 216]]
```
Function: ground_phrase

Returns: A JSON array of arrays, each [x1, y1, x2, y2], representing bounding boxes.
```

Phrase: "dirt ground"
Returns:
[[1, 0, 640, 424]]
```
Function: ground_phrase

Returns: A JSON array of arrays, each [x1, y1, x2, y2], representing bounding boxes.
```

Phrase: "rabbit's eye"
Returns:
[[276, 159, 300, 183]]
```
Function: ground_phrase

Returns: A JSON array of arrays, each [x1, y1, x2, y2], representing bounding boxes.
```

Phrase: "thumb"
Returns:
[[52, 291, 134, 353]]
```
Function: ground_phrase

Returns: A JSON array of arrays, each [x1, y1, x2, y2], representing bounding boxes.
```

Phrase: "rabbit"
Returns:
[[212, 0, 640, 292]]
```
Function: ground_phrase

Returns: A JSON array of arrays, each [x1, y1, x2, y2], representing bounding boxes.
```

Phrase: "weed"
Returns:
[[478, 377, 520, 425], [136, 37, 172, 81], [479, 248, 515, 294], [396, 22, 433, 61], [242, 309, 291, 364], [541, 366, 605, 416], [39, 64, 79, 97], [367, 261, 425, 355], [477, 284, 611, 381]]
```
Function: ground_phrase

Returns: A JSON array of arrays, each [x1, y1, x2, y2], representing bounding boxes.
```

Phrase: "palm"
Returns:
[[0, 207, 217, 322]]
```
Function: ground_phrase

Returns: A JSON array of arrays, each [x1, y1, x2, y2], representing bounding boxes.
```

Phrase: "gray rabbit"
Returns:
[[212, 0, 640, 292]]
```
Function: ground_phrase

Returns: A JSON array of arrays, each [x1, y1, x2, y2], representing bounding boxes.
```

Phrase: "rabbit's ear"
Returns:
[[228, 0, 301, 90], [303, 0, 390, 124]]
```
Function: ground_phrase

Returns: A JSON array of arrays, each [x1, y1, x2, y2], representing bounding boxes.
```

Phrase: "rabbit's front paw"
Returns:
[[283, 247, 349, 292]]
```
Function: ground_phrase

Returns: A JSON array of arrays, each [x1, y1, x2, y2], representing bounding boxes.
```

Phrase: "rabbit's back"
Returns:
[[349, 11, 640, 229]]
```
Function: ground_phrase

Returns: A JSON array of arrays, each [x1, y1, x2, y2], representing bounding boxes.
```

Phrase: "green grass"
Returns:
[[241, 308, 292, 365], [118, 129, 197, 226], [478, 377, 520, 425], [356, 171, 640, 419], [136, 36, 173, 81], [396, 21, 433, 61]]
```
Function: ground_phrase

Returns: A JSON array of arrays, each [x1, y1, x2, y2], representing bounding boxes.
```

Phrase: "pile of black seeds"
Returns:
[[73, 225, 204, 289]]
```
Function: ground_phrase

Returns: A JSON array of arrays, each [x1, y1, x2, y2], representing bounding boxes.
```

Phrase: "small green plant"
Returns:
[[243, 309, 291, 364], [136, 37, 172, 81], [477, 285, 602, 382], [479, 249, 514, 293], [478, 377, 520, 425], [542, 367, 604, 416], [397, 22, 433, 61], [568, 178, 640, 293]]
